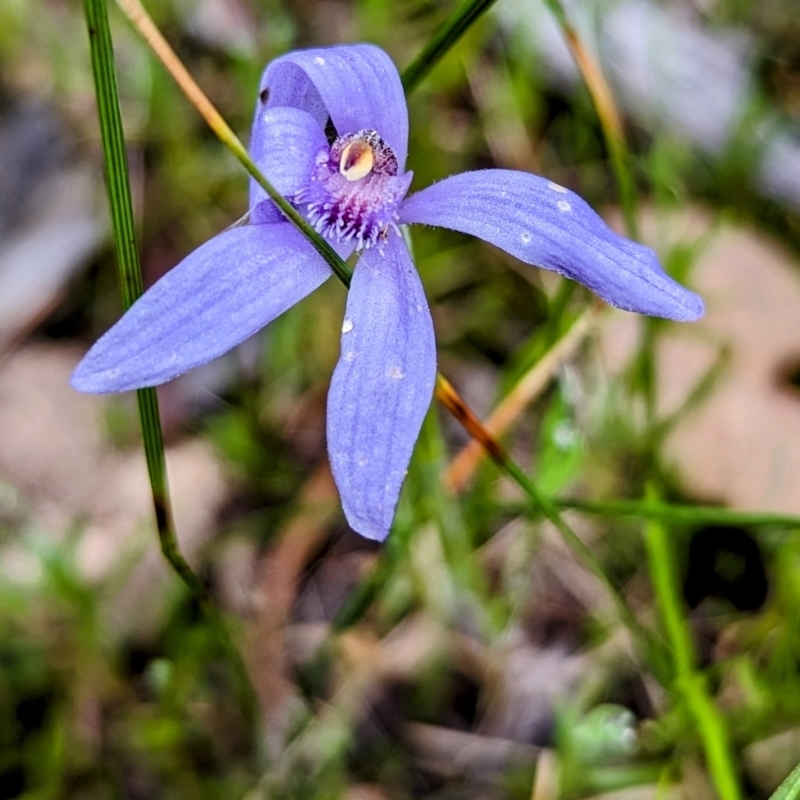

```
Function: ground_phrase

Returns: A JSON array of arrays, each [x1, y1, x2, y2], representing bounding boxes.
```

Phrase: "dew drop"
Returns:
[[520, 232, 532, 244], [557, 200, 571, 212], [313, 56, 326, 65], [548, 181, 569, 193], [342, 319, 354, 333]]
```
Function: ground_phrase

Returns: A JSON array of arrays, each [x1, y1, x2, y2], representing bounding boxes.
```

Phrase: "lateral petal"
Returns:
[[327, 234, 436, 541], [72, 224, 331, 393], [257, 44, 409, 171], [248, 106, 328, 208], [400, 170, 704, 321]]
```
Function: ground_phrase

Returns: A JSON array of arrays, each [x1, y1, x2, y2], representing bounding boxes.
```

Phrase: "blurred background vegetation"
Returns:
[[1, 0, 800, 797]]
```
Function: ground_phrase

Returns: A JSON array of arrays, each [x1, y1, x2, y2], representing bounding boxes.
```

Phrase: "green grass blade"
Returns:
[[83, 0, 203, 599], [550, 497, 800, 530], [83, 0, 260, 750], [401, 0, 500, 92], [644, 487, 742, 800], [770, 761, 800, 800]]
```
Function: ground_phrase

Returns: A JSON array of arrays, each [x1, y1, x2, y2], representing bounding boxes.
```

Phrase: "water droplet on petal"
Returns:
[[520, 232, 532, 244], [313, 56, 325, 65], [548, 181, 569, 193], [342, 319, 354, 334], [557, 200, 571, 212]]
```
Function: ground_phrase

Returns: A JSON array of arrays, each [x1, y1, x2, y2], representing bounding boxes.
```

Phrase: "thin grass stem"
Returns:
[[550, 497, 800, 530], [541, 0, 639, 239], [401, 0, 501, 92], [643, 487, 742, 800], [85, 0, 188, 594], [84, 0, 260, 751]]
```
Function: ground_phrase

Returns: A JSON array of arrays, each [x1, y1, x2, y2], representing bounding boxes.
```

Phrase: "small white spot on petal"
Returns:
[[313, 56, 325, 65], [345, 351, 355, 362], [389, 367, 404, 380], [358, 458, 367, 467], [520, 232, 532, 244], [342, 319, 354, 334], [548, 181, 569, 193], [557, 200, 571, 212], [416, 304, 422, 311]]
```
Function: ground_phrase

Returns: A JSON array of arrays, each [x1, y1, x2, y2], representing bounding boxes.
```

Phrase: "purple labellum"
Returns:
[[297, 129, 412, 250]]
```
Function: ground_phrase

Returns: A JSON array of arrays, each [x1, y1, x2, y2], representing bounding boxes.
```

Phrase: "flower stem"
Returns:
[[401, 0, 501, 92], [84, 0, 260, 751], [643, 486, 742, 800]]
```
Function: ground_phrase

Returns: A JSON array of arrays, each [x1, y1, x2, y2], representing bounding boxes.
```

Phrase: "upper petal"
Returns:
[[71, 224, 331, 393], [258, 44, 408, 171], [248, 106, 329, 209], [327, 233, 436, 541], [400, 170, 704, 321]]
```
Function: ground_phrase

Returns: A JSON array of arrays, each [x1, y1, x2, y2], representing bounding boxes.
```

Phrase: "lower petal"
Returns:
[[327, 233, 436, 541], [72, 223, 331, 393], [399, 170, 704, 321]]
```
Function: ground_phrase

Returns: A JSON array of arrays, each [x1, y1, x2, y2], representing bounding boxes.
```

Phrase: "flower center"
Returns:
[[296, 129, 411, 251]]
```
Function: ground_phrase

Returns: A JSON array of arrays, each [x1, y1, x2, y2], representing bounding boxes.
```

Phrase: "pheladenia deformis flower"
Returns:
[[72, 43, 704, 541]]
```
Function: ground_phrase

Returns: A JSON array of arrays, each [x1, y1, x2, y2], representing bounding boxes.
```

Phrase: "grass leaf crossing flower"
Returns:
[[72, 44, 704, 541]]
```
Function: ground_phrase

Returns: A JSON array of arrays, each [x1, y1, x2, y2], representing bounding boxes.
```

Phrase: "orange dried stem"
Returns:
[[542, 0, 639, 239], [115, 0, 240, 153], [445, 305, 601, 492], [434, 374, 509, 467]]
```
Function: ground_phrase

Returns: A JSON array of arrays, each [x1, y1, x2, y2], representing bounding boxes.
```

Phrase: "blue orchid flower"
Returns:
[[72, 44, 703, 541]]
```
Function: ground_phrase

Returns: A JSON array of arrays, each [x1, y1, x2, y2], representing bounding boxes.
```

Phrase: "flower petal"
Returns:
[[400, 170, 704, 321], [327, 233, 436, 541], [250, 199, 285, 225], [248, 106, 328, 208], [72, 224, 331, 393], [258, 44, 408, 171]]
